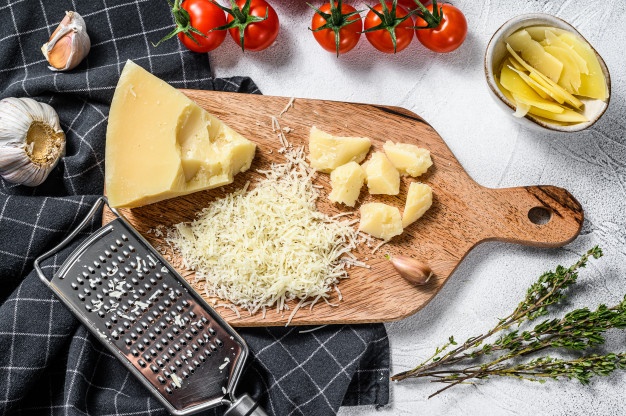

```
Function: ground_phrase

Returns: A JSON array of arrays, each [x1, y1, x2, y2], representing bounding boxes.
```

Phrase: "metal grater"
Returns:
[[34, 197, 266, 416]]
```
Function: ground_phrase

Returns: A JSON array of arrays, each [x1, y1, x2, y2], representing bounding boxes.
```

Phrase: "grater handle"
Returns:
[[223, 394, 268, 416], [33, 196, 115, 287]]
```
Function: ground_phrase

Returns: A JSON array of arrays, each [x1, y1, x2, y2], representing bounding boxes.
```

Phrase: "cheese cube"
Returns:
[[402, 182, 433, 228], [328, 162, 366, 207], [383, 141, 432, 177], [308, 126, 371, 173], [362, 152, 400, 195], [359, 203, 403, 241], [105, 60, 256, 208]]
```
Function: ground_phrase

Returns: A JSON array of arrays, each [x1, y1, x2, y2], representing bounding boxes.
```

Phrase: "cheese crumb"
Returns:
[[219, 357, 231, 370], [171, 373, 182, 388]]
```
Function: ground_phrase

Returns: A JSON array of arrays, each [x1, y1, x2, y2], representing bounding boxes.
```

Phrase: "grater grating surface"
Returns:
[[34, 198, 265, 416]]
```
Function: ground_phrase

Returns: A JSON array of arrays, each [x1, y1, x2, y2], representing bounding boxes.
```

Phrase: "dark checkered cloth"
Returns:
[[0, 1, 389, 415]]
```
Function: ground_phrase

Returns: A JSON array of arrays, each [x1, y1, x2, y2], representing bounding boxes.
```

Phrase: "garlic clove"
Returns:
[[388, 255, 434, 285], [0, 97, 66, 187], [46, 35, 73, 70], [41, 11, 90, 72]]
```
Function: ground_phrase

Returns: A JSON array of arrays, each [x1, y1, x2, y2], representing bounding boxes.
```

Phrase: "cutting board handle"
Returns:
[[482, 185, 584, 248]]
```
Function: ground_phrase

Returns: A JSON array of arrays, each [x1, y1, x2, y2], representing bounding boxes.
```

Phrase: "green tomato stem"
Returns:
[[412, 0, 444, 30], [210, 0, 268, 52], [153, 0, 207, 47], [308, 0, 363, 57], [361, 0, 415, 53]]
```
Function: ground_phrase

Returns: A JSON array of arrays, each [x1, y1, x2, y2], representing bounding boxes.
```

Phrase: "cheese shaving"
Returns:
[[279, 97, 295, 117], [171, 373, 182, 388], [167, 145, 363, 317]]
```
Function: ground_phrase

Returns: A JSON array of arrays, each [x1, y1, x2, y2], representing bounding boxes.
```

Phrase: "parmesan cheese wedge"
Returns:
[[105, 60, 256, 208]]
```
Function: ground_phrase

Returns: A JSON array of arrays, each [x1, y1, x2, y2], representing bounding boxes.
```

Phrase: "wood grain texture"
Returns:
[[103, 90, 584, 327]]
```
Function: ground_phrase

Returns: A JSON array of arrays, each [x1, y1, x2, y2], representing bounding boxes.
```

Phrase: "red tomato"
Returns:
[[311, 2, 362, 55], [177, 0, 227, 52], [227, 0, 280, 52], [364, 2, 414, 53], [415, 2, 467, 53], [397, 0, 430, 11]]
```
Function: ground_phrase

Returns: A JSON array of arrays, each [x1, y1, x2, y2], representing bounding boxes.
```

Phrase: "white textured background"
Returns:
[[212, 0, 626, 414]]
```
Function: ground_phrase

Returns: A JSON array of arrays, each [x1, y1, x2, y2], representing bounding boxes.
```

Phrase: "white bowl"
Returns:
[[484, 13, 611, 133]]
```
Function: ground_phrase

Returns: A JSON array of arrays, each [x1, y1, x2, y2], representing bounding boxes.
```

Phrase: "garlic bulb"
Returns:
[[0, 97, 66, 186], [41, 11, 90, 71]]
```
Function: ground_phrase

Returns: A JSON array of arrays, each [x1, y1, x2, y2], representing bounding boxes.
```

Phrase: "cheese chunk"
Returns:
[[105, 60, 256, 208], [383, 141, 432, 177], [328, 162, 366, 207], [308, 126, 371, 173], [402, 182, 433, 228], [359, 203, 403, 241], [362, 152, 400, 195]]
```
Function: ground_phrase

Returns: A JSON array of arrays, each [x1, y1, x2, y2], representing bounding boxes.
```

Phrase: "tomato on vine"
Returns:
[[414, 0, 467, 53], [155, 0, 227, 52], [213, 0, 280, 52], [310, 0, 363, 56], [363, 1, 414, 54]]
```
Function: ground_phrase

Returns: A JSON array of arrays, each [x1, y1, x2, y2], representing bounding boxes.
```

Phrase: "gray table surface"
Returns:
[[212, 1, 626, 414]]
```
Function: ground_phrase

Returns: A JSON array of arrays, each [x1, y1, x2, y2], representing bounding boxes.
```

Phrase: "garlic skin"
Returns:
[[0, 98, 66, 186], [41, 11, 90, 71], [389, 255, 433, 285]]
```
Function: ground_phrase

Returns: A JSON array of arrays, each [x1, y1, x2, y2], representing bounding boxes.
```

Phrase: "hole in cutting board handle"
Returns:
[[528, 206, 552, 225]]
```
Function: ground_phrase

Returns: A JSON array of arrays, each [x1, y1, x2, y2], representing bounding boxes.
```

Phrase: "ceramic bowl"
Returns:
[[484, 13, 611, 133]]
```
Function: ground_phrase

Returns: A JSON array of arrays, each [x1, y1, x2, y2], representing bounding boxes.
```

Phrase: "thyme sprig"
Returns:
[[391, 247, 626, 397]]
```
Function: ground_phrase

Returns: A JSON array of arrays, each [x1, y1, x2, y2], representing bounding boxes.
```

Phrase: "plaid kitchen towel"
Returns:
[[0, 1, 390, 415]]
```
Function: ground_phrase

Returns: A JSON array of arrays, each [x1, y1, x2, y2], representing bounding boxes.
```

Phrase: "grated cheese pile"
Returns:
[[167, 145, 365, 317]]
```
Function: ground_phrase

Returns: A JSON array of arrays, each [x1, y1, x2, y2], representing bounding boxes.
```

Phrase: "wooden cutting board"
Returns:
[[103, 90, 583, 327]]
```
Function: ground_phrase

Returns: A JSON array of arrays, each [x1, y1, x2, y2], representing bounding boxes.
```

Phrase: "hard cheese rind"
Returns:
[[105, 60, 256, 208]]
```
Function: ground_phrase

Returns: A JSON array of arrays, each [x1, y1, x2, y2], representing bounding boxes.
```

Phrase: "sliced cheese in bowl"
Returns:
[[105, 60, 256, 208], [506, 29, 563, 83]]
